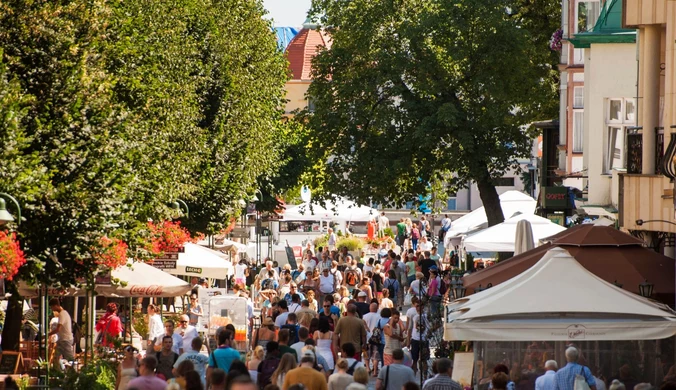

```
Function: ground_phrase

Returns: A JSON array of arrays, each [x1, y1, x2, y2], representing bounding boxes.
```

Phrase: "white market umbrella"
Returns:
[[514, 219, 535, 255], [463, 213, 565, 253], [283, 196, 378, 222], [168, 242, 234, 280], [444, 247, 676, 341]]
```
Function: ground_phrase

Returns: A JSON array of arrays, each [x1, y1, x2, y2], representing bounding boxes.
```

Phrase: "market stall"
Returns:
[[445, 247, 676, 388]]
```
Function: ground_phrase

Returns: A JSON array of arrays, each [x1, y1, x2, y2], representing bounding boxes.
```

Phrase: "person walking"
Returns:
[[155, 335, 179, 380], [313, 316, 335, 371], [536, 360, 558, 390], [329, 359, 356, 390], [272, 353, 298, 388], [127, 356, 170, 390], [174, 337, 209, 387], [146, 304, 164, 355], [176, 314, 198, 353], [95, 303, 123, 348], [332, 304, 366, 362], [207, 329, 241, 382], [376, 349, 416, 390], [422, 358, 462, 390], [116, 346, 139, 390], [553, 347, 597, 390], [154, 320, 183, 354], [47, 298, 74, 364], [382, 310, 404, 366], [282, 350, 328, 390], [377, 212, 390, 236]]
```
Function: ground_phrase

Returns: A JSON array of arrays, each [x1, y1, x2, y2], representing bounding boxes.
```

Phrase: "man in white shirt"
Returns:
[[176, 314, 199, 353], [418, 236, 433, 252], [377, 212, 390, 235], [291, 326, 310, 362], [319, 267, 337, 303], [327, 228, 338, 251], [48, 298, 74, 362], [441, 214, 451, 232], [174, 337, 209, 386], [258, 260, 279, 281], [301, 251, 317, 273], [274, 300, 290, 329], [535, 360, 558, 390]]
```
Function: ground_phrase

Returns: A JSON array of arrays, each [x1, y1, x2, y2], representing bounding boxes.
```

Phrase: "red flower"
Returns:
[[93, 236, 128, 269], [147, 220, 194, 254], [0, 231, 26, 280]]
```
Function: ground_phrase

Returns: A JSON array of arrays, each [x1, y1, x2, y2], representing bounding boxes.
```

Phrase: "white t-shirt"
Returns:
[[174, 352, 209, 386], [378, 215, 389, 229], [345, 357, 365, 371], [410, 313, 427, 341], [302, 259, 317, 272], [235, 263, 248, 280], [409, 280, 423, 296], [57, 310, 73, 341], [319, 273, 336, 294], [405, 307, 417, 331], [379, 298, 393, 310], [419, 241, 433, 251], [363, 312, 381, 339], [176, 325, 199, 353], [148, 314, 165, 342], [275, 312, 290, 328]]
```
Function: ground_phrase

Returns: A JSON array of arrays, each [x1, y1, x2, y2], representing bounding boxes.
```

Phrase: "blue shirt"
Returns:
[[208, 346, 241, 373], [536, 370, 557, 390], [554, 363, 595, 390]]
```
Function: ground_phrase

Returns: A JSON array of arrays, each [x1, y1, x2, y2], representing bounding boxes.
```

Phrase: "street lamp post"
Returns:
[[0, 193, 21, 225], [170, 199, 190, 218], [636, 219, 676, 227]]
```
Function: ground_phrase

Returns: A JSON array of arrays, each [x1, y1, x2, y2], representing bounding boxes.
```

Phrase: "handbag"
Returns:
[[574, 366, 591, 390], [404, 292, 413, 306]]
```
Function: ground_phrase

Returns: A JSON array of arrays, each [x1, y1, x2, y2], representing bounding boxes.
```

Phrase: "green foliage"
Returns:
[[304, 0, 557, 226], [62, 358, 117, 390], [313, 234, 329, 249], [132, 310, 148, 340], [336, 237, 365, 251], [382, 228, 395, 238]]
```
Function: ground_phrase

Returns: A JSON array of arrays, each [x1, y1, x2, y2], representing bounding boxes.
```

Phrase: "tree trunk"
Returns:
[[2, 290, 23, 351], [476, 171, 505, 227]]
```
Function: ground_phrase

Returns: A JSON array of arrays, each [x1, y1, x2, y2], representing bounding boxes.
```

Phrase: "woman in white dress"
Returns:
[[313, 316, 335, 371], [116, 346, 139, 390]]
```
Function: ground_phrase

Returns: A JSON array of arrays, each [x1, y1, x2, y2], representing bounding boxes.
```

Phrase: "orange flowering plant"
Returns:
[[147, 220, 194, 254], [92, 236, 129, 269], [0, 231, 26, 280]]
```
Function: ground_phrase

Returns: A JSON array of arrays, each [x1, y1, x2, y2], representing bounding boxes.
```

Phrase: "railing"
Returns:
[[626, 127, 665, 174]]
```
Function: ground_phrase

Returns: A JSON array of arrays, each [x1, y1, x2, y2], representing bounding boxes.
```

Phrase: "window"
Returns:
[[573, 110, 584, 153], [447, 198, 457, 211], [307, 98, 316, 112], [577, 1, 600, 34], [603, 98, 636, 173], [493, 177, 515, 187], [572, 0, 600, 65], [573, 87, 584, 108]]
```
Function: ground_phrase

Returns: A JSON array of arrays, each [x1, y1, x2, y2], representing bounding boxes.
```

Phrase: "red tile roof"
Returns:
[[285, 26, 331, 80]]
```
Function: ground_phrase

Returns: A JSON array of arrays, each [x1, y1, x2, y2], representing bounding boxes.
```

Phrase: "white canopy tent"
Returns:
[[167, 242, 234, 280], [283, 197, 378, 222], [444, 247, 676, 341], [463, 213, 566, 252], [444, 191, 536, 247], [17, 261, 191, 298], [195, 237, 247, 252]]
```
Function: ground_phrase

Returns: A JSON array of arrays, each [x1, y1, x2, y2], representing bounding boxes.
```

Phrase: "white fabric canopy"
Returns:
[[17, 261, 191, 298], [444, 247, 676, 341], [283, 197, 378, 222], [444, 191, 536, 245], [167, 242, 234, 279], [463, 213, 566, 252], [514, 219, 535, 255]]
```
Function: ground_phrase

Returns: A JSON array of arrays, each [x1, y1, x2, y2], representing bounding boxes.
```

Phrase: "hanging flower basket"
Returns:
[[0, 231, 26, 280], [549, 29, 563, 51], [92, 236, 128, 269], [147, 220, 194, 254]]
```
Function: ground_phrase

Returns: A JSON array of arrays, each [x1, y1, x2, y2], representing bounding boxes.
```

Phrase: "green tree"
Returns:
[[304, 0, 555, 225]]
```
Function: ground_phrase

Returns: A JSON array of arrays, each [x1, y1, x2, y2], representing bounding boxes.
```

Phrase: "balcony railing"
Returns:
[[627, 127, 665, 174]]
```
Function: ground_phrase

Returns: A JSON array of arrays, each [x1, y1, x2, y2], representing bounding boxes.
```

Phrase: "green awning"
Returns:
[[569, 0, 636, 48]]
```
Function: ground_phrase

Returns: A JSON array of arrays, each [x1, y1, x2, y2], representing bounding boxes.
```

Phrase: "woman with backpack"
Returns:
[[382, 270, 400, 308], [370, 308, 391, 377]]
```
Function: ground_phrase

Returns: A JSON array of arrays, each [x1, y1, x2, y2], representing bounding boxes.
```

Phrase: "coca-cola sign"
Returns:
[[129, 285, 164, 296]]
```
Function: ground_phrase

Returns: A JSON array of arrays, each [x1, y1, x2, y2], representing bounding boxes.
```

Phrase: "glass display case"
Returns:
[[207, 295, 249, 357]]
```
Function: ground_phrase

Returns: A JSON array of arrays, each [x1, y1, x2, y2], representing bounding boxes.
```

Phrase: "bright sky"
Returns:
[[262, 0, 312, 27]]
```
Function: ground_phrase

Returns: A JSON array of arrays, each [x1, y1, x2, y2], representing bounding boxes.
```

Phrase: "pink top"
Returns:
[[127, 375, 168, 390]]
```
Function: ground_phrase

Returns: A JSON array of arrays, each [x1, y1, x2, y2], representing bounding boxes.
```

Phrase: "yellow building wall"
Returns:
[[624, 0, 668, 27], [284, 81, 311, 117]]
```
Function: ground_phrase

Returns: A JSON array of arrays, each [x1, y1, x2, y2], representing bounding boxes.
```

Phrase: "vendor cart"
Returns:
[[207, 295, 249, 359]]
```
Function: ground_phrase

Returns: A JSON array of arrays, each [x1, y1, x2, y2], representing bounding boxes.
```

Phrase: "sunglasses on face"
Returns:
[[180, 320, 188, 324], [323, 305, 331, 308]]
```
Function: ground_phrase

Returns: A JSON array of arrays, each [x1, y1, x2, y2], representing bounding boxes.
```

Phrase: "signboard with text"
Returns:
[[196, 287, 226, 331], [151, 249, 181, 271], [541, 186, 570, 209]]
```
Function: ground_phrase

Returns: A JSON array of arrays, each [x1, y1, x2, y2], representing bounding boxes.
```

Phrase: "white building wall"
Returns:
[[584, 43, 637, 206]]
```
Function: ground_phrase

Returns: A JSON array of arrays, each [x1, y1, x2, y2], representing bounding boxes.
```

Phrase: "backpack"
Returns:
[[345, 269, 359, 287], [369, 319, 383, 345], [258, 357, 280, 389], [384, 278, 397, 300], [261, 278, 274, 290], [411, 228, 420, 239], [439, 279, 447, 296], [346, 360, 360, 375], [280, 324, 299, 344]]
